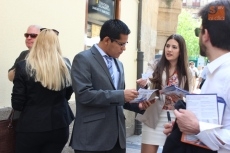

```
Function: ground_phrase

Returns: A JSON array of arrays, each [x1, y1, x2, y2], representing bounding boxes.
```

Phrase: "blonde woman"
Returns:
[[11, 29, 74, 153], [137, 34, 192, 153]]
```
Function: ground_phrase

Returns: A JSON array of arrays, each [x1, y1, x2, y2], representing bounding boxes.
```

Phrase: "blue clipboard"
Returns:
[[217, 96, 226, 125]]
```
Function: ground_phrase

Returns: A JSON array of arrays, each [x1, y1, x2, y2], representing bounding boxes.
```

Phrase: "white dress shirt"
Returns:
[[199, 66, 208, 79], [196, 52, 230, 152], [94, 44, 119, 89]]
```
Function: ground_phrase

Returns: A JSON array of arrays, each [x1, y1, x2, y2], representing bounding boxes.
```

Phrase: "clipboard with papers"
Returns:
[[180, 94, 226, 150], [217, 96, 226, 125]]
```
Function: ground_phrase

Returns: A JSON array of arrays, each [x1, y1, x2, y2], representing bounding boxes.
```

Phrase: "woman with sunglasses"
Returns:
[[136, 34, 192, 153], [11, 29, 74, 153]]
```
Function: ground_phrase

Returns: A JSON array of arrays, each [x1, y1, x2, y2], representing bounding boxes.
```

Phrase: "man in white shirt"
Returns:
[[197, 66, 208, 89], [189, 61, 199, 91], [163, 1, 230, 153]]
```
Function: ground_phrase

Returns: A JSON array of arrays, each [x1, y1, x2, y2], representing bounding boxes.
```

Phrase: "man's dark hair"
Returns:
[[100, 19, 131, 41], [198, 0, 230, 51]]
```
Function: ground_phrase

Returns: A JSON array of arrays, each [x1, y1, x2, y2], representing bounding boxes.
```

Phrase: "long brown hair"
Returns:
[[150, 34, 190, 93]]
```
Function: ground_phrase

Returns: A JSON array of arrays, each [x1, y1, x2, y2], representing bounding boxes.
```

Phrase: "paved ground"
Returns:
[[126, 134, 163, 153], [62, 134, 163, 153]]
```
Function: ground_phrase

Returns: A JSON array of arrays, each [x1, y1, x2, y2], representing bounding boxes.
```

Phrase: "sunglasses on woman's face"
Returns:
[[40, 28, 59, 35], [24, 33, 38, 38]]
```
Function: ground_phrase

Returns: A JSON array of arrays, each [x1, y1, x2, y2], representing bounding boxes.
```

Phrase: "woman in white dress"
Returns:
[[136, 34, 192, 153]]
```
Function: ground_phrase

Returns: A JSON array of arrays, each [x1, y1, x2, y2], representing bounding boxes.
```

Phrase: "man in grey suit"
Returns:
[[70, 19, 152, 153]]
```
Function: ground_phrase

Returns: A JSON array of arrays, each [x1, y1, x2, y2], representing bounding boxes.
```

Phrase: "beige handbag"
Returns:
[[136, 95, 165, 129]]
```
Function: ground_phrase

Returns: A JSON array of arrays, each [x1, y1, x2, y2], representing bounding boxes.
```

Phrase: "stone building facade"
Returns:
[[0, 0, 182, 137]]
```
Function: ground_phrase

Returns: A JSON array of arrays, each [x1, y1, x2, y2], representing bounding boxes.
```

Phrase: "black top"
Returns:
[[11, 59, 74, 132], [9, 50, 29, 72]]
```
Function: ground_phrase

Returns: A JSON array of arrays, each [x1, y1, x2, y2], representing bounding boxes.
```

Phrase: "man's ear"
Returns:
[[103, 36, 111, 45], [202, 29, 210, 43]]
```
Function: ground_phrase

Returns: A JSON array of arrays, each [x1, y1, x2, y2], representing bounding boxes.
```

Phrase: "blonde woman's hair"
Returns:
[[26, 29, 71, 91]]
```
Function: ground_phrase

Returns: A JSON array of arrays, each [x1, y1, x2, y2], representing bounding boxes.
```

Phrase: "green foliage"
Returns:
[[177, 9, 200, 58]]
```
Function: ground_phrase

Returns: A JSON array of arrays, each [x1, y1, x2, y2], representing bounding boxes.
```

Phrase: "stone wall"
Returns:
[[141, 0, 159, 64], [156, 0, 182, 52]]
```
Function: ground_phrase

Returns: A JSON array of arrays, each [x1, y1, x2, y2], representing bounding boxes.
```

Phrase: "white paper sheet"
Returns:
[[186, 94, 219, 125]]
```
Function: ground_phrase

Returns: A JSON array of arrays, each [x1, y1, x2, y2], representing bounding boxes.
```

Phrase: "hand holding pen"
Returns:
[[163, 111, 174, 136], [167, 111, 171, 123]]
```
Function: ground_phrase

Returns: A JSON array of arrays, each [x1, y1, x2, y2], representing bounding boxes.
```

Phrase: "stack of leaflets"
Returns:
[[130, 88, 158, 103], [180, 94, 226, 150], [161, 85, 189, 97]]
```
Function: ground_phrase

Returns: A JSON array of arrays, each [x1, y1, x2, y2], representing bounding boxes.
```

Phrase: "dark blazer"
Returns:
[[11, 59, 74, 132], [70, 45, 144, 151]]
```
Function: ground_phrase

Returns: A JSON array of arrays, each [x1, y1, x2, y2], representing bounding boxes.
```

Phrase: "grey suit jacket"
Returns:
[[70, 45, 143, 151]]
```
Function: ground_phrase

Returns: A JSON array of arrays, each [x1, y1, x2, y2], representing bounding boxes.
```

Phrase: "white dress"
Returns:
[[141, 110, 175, 146], [141, 72, 178, 146]]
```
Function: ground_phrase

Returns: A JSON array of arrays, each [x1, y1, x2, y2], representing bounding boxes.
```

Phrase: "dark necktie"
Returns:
[[105, 55, 114, 83]]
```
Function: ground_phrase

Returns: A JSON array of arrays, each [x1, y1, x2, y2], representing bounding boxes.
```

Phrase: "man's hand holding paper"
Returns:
[[177, 94, 226, 150], [130, 88, 158, 103], [124, 89, 139, 102], [174, 109, 200, 135]]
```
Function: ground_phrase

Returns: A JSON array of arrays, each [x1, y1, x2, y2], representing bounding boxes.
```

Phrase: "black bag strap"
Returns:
[[7, 109, 15, 128]]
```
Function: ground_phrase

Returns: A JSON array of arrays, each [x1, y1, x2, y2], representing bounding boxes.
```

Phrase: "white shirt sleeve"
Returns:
[[196, 127, 230, 151]]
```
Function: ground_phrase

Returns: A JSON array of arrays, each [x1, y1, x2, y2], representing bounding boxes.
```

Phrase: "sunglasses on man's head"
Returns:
[[24, 33, 38, 38], [40, 28, 59, 35], [195, 28, 201, 37]]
